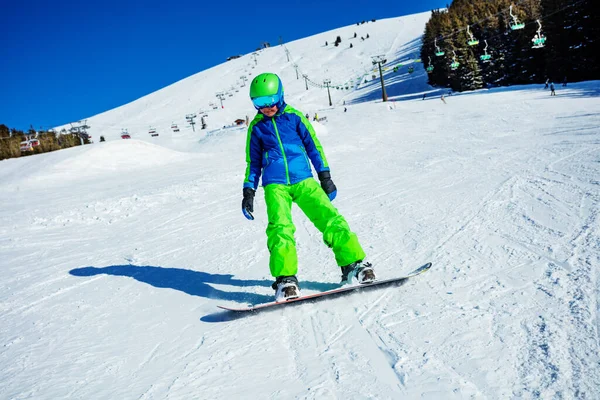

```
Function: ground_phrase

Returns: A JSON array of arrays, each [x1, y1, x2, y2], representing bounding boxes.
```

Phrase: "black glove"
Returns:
[[242, 188, 255, 220], [318, 171, 337, 201]]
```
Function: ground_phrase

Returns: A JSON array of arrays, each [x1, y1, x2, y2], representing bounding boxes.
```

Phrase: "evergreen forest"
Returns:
[[420, 0, 599, 91]]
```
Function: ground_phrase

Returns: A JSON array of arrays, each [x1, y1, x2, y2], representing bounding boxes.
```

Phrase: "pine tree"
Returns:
[[419, 0, 600, 90]]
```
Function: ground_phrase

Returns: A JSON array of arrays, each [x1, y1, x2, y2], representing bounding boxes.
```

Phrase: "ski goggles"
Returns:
[[252, 94, 281, 109]]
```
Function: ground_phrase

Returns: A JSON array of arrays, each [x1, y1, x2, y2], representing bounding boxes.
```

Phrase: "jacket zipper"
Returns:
[[272, 119, 290, 184]]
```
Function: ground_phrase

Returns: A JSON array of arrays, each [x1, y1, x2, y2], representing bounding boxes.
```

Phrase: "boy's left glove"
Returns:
[[242, 188, 255, 220], [318, 171, 337, 201]]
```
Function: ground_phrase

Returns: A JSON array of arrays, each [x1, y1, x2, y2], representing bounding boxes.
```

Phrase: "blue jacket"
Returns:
[[243, 103, 330, 189]]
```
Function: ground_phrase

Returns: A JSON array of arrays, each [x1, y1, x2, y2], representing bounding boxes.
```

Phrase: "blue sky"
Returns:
[[1, 0, 448, 131]]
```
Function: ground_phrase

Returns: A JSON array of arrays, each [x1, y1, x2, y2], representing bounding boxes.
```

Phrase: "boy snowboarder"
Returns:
[[241, 72, 375, 302]]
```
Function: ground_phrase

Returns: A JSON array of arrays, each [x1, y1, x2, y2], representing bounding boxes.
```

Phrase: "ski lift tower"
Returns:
[[323, 79, 332, 106], [186, 114, 197, 131], [371, 55, 388, 102], [216, 92, 226, 108], [302, 74, 309, 90]]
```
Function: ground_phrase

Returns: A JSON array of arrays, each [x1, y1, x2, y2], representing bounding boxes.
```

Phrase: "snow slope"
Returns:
[[53, 12, 435, 147], [2, 10, 600, 400]]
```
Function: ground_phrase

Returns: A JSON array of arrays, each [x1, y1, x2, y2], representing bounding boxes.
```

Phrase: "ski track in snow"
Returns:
[[1, 11, 600, 400]]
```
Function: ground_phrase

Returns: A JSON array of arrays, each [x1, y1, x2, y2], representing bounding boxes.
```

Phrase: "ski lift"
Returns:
[[121, 128, 131, 139], [450, 50, 460, 70], [466, 26, 479, 46], [531, 20, 547, 49], [426, 56, 434, 73], [20, 140, 34, 152], [435, 38, 445, 56], [171, 123, 179, 132], [480, 40, 492, 62], [509, 5, 525, 30], [148, 127, 158, 137], [408, 66, 415, 74]]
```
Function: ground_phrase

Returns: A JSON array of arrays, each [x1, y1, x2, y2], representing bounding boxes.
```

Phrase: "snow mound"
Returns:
[[53, 140, 192, 172], [2, 140, 195, 190]]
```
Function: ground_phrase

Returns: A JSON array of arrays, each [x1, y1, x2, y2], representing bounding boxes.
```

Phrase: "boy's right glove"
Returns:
[[242, 188, 255, 220], [318, 171, 337, 201]]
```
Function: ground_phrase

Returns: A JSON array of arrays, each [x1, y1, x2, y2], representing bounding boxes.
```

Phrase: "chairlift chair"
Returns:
[[480, 40, 492, 62], [531, 20, 547, 49], [466, 26, 479, 46], [426, 57, 434, 73], [20, 141, 33, 152], [434, 38, 445, 56], [509, 5, 526, 30], [408, 66, 415, 74], [450, 51, 460, 70]]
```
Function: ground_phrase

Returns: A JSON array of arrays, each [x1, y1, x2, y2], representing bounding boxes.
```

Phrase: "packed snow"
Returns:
[[1, 10, 599, 399]]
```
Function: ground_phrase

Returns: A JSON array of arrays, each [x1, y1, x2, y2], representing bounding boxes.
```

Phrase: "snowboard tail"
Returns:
[[217, 262, 432, 313]]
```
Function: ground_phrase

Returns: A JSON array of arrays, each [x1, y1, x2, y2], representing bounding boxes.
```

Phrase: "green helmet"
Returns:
[[249, 73, 284, 109]]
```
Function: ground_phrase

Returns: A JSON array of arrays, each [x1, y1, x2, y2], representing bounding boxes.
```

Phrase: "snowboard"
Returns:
[[217, 262, 432, 313]]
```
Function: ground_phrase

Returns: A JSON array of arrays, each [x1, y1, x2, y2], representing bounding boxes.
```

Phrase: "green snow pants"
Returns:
[[264, 178, 366, 277]]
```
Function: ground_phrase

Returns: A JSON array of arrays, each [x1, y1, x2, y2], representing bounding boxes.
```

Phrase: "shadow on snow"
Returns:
[[69, 264, 340, 308]]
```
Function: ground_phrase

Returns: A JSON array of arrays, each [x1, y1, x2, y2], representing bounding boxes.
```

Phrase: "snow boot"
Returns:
[[272, 275, 301, 302], [340, 261, 376, 285]]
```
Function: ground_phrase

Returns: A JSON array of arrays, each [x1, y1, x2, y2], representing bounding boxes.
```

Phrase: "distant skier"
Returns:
[[441, 94, 447, 104], [344, 107, 347, 112], [562, 76, 567, 87], [544, 78, 549, 89], [422, 93, 426, 100], [550, 82, 556, 96], [241, 72, 375, 302]]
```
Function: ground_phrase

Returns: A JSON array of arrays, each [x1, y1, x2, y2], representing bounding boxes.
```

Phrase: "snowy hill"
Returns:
[[2, 10, 600, 399], [54, 12, 435, 147]]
